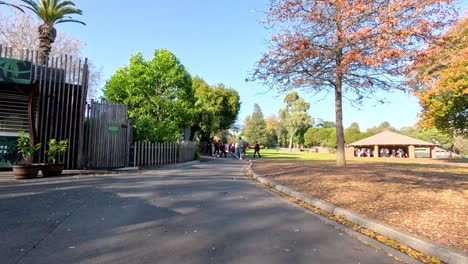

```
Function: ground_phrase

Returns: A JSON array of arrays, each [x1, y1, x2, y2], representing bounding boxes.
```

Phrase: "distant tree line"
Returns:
[[241, 95, 467, 155]]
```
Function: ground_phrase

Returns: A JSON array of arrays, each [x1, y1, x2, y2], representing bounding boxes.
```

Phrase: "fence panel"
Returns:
[[85, 100, 131, 169], [133, 141, 197, 167]]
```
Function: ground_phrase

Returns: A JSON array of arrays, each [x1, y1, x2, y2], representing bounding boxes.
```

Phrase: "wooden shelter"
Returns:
[[346, 131, 437, 158], [0, 46, 88, 169]]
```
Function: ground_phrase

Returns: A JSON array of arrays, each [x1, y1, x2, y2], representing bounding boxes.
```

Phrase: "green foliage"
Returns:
[[344, 122, 367, 144], [46, 138, 68, 163], [243, 104, 268, 145], [279, 92, 311, 150], [19, 0, 85, 25], [16, 131, 41, 164], [191, 76, 240, 141], [399, 127, 453, 150], [104, 49, 194, 142], [304, 127, 336, 148], [366, 122, 397, 136], [265, 115, 286, 147], [316, 119, 335, 128]]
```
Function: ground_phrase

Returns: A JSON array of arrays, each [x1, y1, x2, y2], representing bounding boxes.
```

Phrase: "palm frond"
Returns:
[[56, 18, 85, 25], [18, 0, 85, 25], [0, 1, 25, 12]]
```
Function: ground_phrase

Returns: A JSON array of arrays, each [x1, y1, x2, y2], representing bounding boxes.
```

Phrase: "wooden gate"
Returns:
[[85, 100, 132, 169]]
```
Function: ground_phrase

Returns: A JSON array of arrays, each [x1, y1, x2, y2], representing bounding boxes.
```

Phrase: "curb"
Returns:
[[247, 163, 468, 264]]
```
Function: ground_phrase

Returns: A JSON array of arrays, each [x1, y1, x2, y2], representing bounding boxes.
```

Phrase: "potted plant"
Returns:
[[12, 131, 41, 179], [42, 138, 68, 177]]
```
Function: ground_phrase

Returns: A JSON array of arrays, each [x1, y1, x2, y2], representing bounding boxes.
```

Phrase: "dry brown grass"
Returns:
[[253, 160, 468, 251]]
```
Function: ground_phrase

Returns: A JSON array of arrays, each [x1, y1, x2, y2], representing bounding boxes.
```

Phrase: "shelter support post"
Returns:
[[346, 146, 354, 157], [430, 146, 435, 159], [408, 145, 415, 158], [374, 145, 378, 158]]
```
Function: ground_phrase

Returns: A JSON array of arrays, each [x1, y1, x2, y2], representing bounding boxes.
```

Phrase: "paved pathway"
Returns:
[[0, 159, 404, 264]]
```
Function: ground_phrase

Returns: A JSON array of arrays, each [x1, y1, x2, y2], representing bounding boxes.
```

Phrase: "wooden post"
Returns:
[[409, 145, 415, 158]]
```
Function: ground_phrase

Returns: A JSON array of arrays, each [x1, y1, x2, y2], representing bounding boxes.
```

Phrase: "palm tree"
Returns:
[[19, 0, 85, 63], [0, 1, 24, 11]]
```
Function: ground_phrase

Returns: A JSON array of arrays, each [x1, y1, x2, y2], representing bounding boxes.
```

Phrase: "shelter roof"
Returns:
[[348, 131, 435, 146]]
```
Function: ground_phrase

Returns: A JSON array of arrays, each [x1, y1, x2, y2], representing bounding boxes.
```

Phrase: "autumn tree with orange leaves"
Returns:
[[409, 17, 467, 137], [251, 0, 457, 166]]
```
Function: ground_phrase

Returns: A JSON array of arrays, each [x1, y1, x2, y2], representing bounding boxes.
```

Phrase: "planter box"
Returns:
[[42, 163, 64, 177], [12, 164, 40, 179]]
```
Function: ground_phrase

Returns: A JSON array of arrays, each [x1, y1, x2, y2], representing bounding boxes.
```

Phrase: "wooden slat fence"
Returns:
[[85, 100, 132, 169], [133, 141, 197, 167], [178, 141, 197, 163], [0, 45, 89, 169]]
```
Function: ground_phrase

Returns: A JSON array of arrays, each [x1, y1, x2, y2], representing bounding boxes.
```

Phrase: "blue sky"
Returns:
[[8, 0, 467, 131]]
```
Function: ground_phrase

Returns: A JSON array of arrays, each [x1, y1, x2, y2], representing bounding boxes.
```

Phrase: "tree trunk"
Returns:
[[288, 135, 294, 152], [189, 123, 199, 141], [335, 77, 346, 166], [334, 8, 346, 166], [38, 24, 57, 64]]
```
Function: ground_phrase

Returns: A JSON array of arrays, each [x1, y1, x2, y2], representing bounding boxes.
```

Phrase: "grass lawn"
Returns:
[[245, 148, 335, 161], [248, 148, 468, 251]]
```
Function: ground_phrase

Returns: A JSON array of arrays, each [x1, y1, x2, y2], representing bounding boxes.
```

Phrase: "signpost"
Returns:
[[106, 123, 120, 134]]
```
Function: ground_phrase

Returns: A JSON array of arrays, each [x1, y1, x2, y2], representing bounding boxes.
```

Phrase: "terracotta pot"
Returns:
[[42, 163, 64, 177], [13, 164, 40, 179]]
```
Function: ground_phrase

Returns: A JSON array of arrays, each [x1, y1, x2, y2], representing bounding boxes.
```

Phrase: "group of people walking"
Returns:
[[204, 137, 261, 160]]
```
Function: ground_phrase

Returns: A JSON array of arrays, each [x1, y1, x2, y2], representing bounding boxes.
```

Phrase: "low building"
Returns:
[[0, 48, 89, 169], [346, 131, 440, 159]]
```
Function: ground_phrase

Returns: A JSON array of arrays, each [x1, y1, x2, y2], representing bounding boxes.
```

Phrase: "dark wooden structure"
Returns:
[[85, 101, 132, 169], [0, 46, 89, 169]]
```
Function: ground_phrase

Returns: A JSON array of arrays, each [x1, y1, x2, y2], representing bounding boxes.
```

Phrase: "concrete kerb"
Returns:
[[247, 163, 468, 264]]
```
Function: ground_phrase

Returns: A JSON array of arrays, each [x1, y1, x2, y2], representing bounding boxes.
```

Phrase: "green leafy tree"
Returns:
[[398, 126, 418, 138], [316, 119, 335, 128], [344, 122, 366, 143], [190, 76, 240, 141], [265, 115, 284, 147], [366, 122, 397, 136], [304, 127, 336, 148], [104, 49, 194, 142], [294, 122, 314, 148], [242, 104, 268, 145], [19, 0, 85, 63], [415, 128, 453, 150], [399, 126, 454, 149], [279, 92, 311, 151]]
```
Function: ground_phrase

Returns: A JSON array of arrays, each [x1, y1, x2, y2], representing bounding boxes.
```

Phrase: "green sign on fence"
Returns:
[[106, 123, 120, 134], [0, 58, 31, 85]]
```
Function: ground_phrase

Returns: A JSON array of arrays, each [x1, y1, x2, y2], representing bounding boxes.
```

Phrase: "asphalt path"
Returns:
[[0, 158, 404, 264]]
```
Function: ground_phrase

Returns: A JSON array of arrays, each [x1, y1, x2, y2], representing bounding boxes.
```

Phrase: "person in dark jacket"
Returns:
[[253, 141, 261, 158]]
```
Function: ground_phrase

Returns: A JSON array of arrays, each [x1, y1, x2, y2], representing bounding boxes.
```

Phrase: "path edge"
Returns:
[[247, 162, 468, 264]]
